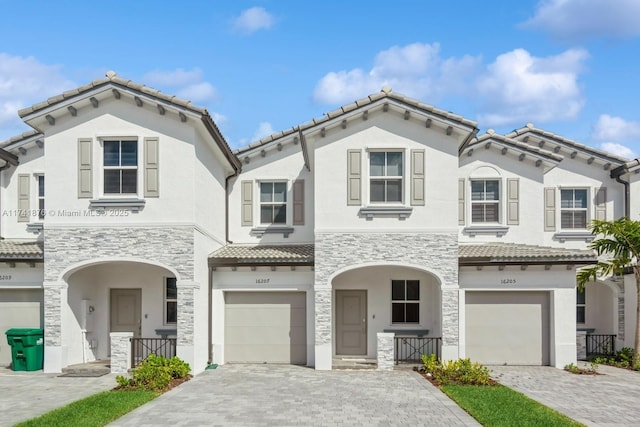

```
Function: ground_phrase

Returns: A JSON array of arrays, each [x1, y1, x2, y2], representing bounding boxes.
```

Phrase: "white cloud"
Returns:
[[143, 68, 217, 104], [313, 43, 481, 105], [521, 0, 640, 41], [0, 53, 75, 140], [592, 114, 640, 142], [475, 48, 589, 127], [232, 7, 275, 35], [600, 142, 635, 159], [251, 122, 275, 142]]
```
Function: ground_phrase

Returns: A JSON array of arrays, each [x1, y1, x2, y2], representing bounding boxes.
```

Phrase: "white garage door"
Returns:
[[0, 289, 43, 366], [465, 291, 549, 365], [225, 292, 306, 364]]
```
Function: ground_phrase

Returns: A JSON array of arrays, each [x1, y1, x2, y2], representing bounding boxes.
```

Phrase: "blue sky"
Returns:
[[1, 0, 640, 157]]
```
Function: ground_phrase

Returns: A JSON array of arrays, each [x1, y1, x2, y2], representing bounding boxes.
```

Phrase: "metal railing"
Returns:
[[586, 334, 616, 357], [394, 336, 441, 364], [130, 338, 177, 368]]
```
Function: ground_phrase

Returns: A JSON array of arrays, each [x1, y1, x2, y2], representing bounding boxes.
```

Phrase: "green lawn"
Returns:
[[441, 384, 584, 427], [15, 390, 158, 427]]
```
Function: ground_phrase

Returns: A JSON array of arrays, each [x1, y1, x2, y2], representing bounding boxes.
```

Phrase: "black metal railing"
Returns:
[[586, 334, 616, 357], [394, 336, 441, 364], [130, 338, 177, 368]]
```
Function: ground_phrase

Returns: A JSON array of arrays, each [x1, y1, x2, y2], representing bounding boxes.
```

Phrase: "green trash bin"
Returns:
[[5, 328, 44, 371]]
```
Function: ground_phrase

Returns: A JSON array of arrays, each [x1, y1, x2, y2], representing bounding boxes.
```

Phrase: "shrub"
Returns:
[[421, 354, 492, 386], [116, 354, 191, 392], [564, 362, 598, 374]]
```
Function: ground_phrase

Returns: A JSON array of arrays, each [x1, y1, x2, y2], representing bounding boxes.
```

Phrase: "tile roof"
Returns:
[[459, 243, 596, 265], [235, 86, 478, 155], [209, 244, 314, 266], [506, 123, 628, 164], [0, 240, 43, 260], [467, 130, 563, 162]]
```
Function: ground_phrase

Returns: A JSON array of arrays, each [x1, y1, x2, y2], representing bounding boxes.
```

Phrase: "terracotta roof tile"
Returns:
[[0, 240, 43, 260], [459, 243, 595, 264]]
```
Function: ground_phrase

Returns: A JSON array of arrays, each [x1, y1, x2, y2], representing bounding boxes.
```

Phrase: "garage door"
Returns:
[[0, 289, 43, 366], [225, 292, 306, 364], [465, 291, 549, 365]]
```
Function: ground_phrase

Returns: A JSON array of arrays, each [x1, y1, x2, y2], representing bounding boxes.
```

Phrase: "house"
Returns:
[[0, 72, 632, 373]]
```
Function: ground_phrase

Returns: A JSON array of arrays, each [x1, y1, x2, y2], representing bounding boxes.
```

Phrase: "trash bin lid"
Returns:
[[5, 328, 44, 336]]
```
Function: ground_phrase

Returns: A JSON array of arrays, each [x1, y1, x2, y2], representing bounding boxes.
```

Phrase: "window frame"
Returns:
[[258, 180, 288, 225], [391, 279, 420, 324], [576, 287, 586, 325], [99, 137, 139, 197], [36, 174, 45, 220], [164, 277, 177, 325], [560, 188, 589, 230], [470, 179, 500, 224], [368, 150, 404, 205]]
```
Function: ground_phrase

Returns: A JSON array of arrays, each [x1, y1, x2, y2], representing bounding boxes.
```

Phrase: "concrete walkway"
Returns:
[[491, 364, 640, 426], [0, 367, 117, 426], [110, 364, 480, 426]]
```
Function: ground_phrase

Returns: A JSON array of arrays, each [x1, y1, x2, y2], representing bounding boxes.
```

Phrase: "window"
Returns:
[[37, 175, 45, 220], [392, 280, 419, 323], [561, 189, 588, 229], [577, 288, 585, 324], [260, 182, 287, 224], [165, 277, 177, 324], [103, 140, 137, 194], [471, 180, 499, 223], [370, 151, 403, 203]]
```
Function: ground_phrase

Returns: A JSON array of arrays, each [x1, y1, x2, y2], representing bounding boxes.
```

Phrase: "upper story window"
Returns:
[[561, 189, 587, 229], [103, 140, 137, 194], [576, 288, 586, 324], [471, 179, 499, 223], [37, 175, 45, 220], [370, 151, 403, 203], [260, 182, 287, 224], [391, 279, 419, 323]]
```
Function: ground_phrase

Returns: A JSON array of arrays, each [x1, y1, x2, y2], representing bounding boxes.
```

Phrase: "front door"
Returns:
[[110, 289, 142, 337], [336, 290, 367, 355]]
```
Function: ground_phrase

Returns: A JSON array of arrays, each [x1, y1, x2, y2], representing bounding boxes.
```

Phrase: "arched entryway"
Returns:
[[61, 259, 179, 367], [330, 264, 442, 364]]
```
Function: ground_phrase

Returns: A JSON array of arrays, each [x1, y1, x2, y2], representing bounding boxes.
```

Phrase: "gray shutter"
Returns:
[[347, 150, 361, 205], [78, 138, 93, 198], [595, 187, 606, 221], [544, 187, 556, 232], [506, 178, 519, 225], [410, 149, 425, 206], [458, 178, 465, 226], [144, 137, 159, 198], [241, 180, 253, 226], [293, 180, 304, 225], [17, 174, 30, 223]]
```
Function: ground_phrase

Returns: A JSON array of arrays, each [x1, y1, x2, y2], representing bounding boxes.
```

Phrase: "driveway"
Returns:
[[491, 364, 640, 426], [111, 364, 479, 426], [0, 368, 117, 426]]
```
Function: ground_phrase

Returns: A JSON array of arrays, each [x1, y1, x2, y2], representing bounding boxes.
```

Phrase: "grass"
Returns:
[[15, 390, 158, 427], [441, 384, 584, 427]]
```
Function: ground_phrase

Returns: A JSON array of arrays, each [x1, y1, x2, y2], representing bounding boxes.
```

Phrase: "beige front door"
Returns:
[[336, 290, 367, 355], [110, 289, 142, 337]]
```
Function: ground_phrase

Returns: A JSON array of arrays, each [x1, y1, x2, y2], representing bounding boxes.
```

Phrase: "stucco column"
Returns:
[[176, 280, 199, 371], [314, 286, 332, 370], [43, 280, 68, 373]]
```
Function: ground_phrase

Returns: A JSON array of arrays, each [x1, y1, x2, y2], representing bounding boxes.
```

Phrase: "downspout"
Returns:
[[611, 162, 635, 218]]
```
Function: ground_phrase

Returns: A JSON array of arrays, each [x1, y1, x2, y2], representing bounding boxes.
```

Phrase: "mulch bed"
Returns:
[[114, 375, 192, 393]]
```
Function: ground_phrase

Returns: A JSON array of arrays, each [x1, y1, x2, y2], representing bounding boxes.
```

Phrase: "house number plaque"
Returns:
[[500, 278, 517, 285], [255, 278, 270, 284]]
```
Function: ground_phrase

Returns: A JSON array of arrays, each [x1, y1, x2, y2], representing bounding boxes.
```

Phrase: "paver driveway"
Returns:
[[491, 364, 640, 426], [111, 364, 479, 426], [0, 368, 116, 427]]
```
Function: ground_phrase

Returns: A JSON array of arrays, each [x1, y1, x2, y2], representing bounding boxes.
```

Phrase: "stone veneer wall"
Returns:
[[315, 232, 459, 349], [43, 226, 195, 348]]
